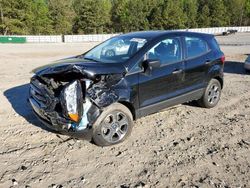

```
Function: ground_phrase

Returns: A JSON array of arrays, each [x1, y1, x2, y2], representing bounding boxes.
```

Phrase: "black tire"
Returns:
[[92, 103, 133, 147], [198, 79, 222, 108]]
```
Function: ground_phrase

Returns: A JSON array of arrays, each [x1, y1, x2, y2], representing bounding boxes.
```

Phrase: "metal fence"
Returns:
[[1, 26, 250, 43], [64, 34, 119, 43], [0, 35, 62, 43], [185, 26, 250, 34], [24, 35, 62, 43]]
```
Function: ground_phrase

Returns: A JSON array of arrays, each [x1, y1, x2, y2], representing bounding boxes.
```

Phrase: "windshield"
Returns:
[[84, 36, 147, 63]]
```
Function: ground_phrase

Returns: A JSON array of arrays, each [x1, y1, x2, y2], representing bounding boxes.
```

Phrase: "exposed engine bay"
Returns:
[[29, 64, 129, 132]]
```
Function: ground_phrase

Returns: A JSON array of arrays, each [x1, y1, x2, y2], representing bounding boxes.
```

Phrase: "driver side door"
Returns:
[[138, 37, 186, 116]]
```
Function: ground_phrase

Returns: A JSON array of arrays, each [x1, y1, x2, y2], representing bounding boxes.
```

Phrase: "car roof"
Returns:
[[119, 30, 213, 40]]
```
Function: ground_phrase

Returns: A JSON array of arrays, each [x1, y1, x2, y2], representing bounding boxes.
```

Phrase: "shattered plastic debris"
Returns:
[[87, 87, 119, 108], [30, 61, 129, 132], [77, 97, 92, 130]]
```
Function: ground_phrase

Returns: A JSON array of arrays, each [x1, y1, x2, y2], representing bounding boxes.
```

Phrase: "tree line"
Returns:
[[0, 0, 250, 35]]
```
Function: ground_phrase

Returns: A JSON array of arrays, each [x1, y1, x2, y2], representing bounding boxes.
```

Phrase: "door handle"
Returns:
[[205, 60, 211, 65], [172, 69, 183, 74]]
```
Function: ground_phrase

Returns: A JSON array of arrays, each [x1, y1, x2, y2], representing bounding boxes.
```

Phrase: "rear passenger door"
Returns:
[[184, 36, 211, 92]]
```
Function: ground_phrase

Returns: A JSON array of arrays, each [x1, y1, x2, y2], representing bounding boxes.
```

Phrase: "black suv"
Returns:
[[29, 31, 225, 146]]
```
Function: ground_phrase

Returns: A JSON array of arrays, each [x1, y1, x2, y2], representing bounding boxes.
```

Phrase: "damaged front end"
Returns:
[[29, 61, 128, 135]]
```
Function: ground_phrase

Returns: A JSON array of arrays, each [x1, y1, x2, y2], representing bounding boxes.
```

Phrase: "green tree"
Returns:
[[161, 0, 187, 29], [208, 0, 229, 27], [98, 0, 112, 33], [111, 0, 158, 32], [149, 1, 165, 30], [48, 0, 75, 34], [183, 0, 198, 28], [0, 0, 31, 35], [122, 0, 150, 31], [246, 0, 250, 15], [110, 0, 129, 32], [198, 4, 211, 27], [244, 0, 250, 25], [73, 0, 111, 34], [225, 0, 246, 26], [28, 0, 53, 34], [1, 0, 250, 35]]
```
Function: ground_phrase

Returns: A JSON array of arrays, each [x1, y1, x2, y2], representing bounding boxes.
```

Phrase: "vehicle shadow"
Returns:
[[224, 61, 246, 75], [224, 54, 250, 75], [4, 84, 58, 134]]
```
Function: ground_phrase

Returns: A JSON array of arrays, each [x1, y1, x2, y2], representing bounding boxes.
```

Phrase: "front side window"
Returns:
[[185, 37, 208, 58], [84, 36, 147, 63], [147, 37, 182, 65]]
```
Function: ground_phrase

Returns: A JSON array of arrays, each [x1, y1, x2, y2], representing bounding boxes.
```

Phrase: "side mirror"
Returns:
[[141, 59, 160, 75], [147, 59, 160, 68]]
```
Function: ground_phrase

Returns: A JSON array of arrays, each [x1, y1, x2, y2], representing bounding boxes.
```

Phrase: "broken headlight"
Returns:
[[61, 80, 83, 122]]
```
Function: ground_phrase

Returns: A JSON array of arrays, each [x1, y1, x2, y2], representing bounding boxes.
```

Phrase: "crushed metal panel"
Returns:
[[30, 63, 129, 132]]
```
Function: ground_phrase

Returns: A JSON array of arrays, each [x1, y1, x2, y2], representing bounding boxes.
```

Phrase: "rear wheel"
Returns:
[[198, 79, 222, 108], [92, 103, 133, 147]]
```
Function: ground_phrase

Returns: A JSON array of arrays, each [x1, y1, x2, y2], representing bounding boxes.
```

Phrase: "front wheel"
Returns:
[[198, 79, 222, 108], [92, 103, 133, 147]]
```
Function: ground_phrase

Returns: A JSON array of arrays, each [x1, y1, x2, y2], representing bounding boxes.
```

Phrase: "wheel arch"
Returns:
[[207, 64, 224, 89], [213, 76, 224, 89], [118, 101, 136, 120]]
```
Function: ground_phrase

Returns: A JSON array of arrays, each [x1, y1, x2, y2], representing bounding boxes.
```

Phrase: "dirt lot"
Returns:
[[0, 33, 249, 188]]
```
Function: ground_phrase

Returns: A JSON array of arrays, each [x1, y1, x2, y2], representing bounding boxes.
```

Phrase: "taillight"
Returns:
[[221, 55, 225, 64]]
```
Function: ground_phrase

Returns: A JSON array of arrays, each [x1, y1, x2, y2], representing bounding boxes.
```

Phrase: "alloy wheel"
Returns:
[[101, 111, 129, 143], [207, 84, 220, 105]]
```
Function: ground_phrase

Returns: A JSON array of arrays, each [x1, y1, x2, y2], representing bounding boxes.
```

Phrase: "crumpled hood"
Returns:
[[33, 56, 127, 78]]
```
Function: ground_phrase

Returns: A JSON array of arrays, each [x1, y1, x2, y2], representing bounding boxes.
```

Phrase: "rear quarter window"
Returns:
[[185, 37, 209, 59], [210, 37, 221, 51]]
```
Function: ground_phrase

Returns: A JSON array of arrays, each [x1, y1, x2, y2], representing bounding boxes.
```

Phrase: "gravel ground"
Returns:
[[0, 33, 249, 188]]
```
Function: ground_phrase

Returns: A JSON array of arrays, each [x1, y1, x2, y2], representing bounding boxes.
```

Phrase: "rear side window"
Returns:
[[185, 37, 209, 58], [211, 38, 221, 51]]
